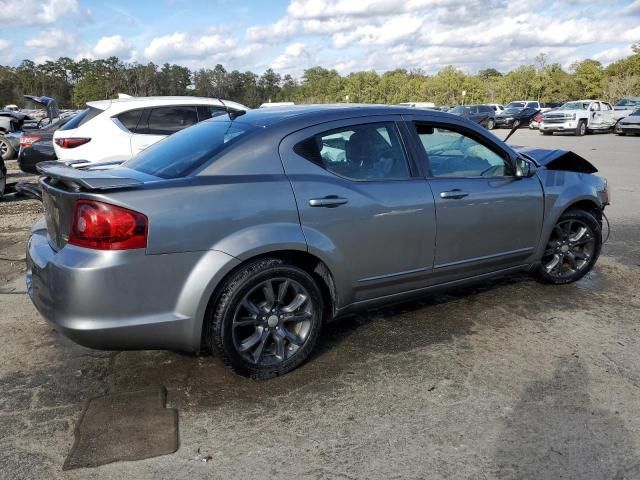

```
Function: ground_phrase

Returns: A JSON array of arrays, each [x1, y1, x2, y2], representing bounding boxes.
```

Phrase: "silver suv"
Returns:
[[28, 106, 609, 378]]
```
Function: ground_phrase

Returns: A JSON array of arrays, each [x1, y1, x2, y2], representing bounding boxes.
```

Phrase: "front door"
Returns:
[[410, 121, 544, 280], [279, 117, 436, 305]]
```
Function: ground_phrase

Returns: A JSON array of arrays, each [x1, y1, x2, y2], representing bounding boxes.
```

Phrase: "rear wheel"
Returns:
[[541, 131, 552, 136], [536, 209, 601, 285], [575, 120, 587, 136], [209, 258, 324, 379], [0, 136, 15, 161]]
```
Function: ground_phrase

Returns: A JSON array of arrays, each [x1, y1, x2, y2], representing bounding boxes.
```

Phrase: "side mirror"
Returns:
[[515, 157, 537, 178]]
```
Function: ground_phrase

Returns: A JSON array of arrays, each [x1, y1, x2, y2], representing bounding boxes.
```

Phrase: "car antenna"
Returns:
[[504, 108, 539, 143], [209, 91, 245, 120]]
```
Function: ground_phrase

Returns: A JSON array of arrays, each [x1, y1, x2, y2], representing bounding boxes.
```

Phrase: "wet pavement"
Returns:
[[1, 130, 639, 479]]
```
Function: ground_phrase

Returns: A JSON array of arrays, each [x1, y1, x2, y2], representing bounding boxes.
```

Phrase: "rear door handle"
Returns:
[[309, 196, 348, 208], [440, 190, 469, 199]]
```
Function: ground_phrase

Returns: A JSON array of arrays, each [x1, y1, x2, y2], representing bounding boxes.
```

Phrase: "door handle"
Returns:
[[440, 190, 469, 199], [309, 196, 349, 208]]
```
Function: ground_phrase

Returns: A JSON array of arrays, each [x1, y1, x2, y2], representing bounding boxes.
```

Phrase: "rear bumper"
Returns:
[[26, 219, 240, 351]]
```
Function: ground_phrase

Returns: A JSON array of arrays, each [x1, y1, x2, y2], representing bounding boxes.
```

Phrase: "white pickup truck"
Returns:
[[539, 100, 616, 136]]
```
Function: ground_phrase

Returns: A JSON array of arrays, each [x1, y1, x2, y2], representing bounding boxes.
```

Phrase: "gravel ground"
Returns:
[[1, 129, 639, 479]]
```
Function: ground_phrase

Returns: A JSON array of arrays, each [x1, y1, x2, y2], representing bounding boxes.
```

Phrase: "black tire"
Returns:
[[486, 119, 495, 130], [614, 120, 623, 135], [209, 258, 324, 379], [535, 209, 602, 285], [0, 135, 15, 161], [575, 120, 587, 137], [541, 131, 552, 136]]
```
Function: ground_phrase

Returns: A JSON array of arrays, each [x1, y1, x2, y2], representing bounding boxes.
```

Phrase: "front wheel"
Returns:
[[209, 258, 324, 379], [0, 136, 15, 161], [575, 120, 587, 136], [536, 209, 602, 284], [486, 119, 495, 130]]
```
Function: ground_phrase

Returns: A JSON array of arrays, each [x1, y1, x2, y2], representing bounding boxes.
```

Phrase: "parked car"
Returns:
[[495, 106, 536, 128], [540, 100, 616, 136], [28, 105, 609, 378], [617, 108, 640, 136], [17, 115, 75, 174], [488, 103, 505, 115], [448, 104, 496, 129], [53, 96, 248, 164], [397, 102, 437, 109], [259, 102, 295, 108], [506, 100, 542, 110], [0, 95, 61, 160], [0, 156, 6, 198], [612, 97, 640, 133]]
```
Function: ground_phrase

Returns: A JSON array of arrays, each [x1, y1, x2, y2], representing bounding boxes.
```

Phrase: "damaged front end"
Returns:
[[513, 146, 598, 174]]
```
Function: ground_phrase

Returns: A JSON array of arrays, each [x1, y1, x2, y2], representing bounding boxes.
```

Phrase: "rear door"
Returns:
[[130, 105, 198, 155], [279, 116, 437, 305], [406, 116, 544, 280]]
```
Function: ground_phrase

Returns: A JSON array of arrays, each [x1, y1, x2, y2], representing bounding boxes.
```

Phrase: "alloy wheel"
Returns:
[[542, 219, 596, 279], [232, 278, 314, 366], [0, 139, 8, 158]]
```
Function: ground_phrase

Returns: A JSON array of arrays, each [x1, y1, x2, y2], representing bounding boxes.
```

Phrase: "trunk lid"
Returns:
[[38, 161, 157, 250]]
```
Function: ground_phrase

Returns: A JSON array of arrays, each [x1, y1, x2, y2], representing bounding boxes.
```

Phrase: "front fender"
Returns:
[[535, 169, 605, 259]]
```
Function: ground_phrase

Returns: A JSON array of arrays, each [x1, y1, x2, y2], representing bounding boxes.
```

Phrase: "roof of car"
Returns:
[[86, 96, 248, 112], [224, 104, 453, 127]]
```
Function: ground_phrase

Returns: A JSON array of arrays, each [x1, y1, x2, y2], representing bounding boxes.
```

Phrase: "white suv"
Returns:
[[53, 96, 248, 164]]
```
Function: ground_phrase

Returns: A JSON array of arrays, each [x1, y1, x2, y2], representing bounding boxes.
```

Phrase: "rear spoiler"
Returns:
[[37, 161, 143, 191]]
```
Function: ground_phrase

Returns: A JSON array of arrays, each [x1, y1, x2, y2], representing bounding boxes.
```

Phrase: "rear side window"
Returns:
[[197, 105, 227, 121], [294, 122, 410, 181], [116, 109, 144, 133], [146, 106, 198, 135], [124, 120, 256, 179], [58, 107, 102, 131]]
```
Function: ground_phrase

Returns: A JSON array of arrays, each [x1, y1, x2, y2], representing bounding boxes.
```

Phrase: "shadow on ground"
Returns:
[[491, 356, 640, 479]]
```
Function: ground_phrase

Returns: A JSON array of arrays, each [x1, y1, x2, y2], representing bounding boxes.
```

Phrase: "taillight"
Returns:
[[55, 137, 91, 149], [20, 135, 41, 148], [69, 200, 148, 250]]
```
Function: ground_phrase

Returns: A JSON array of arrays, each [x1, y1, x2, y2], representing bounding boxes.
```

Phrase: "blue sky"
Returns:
[[1, 0, 639, 76]]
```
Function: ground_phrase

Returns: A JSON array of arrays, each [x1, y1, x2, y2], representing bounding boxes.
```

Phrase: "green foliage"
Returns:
[[1, 51, 639, 109]]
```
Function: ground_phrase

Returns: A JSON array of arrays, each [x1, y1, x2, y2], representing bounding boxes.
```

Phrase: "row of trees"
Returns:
[[1, 46, 638, 109]]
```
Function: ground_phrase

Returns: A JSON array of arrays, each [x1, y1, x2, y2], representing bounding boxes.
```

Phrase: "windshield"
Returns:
[[632, 109, 640, 116], [124, 120, 256, 179], [615, 98, 640, 107], [506, 102, 525, 108], [559, 101, 590, 111], [504, 108, 520, 114]]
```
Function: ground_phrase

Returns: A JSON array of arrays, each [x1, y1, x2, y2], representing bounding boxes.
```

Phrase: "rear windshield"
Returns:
[[124, 120, 256, 179], [58, 107, 102, 131], [506, 102, 525, 108]]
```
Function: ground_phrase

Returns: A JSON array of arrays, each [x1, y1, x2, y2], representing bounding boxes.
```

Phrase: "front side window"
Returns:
[[415, 124, 511, 178], [146, 106, 198, 135], [295, 122, 410, 181]]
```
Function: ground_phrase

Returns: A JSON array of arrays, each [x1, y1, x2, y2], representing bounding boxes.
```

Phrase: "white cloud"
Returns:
[[24, 28, 67, 52], [271, 42, 313, 70], [143, 31, 235, 63], [92, 35, 133, 58], [0, 0, 78, 26], [0, 39, 13, 64]]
